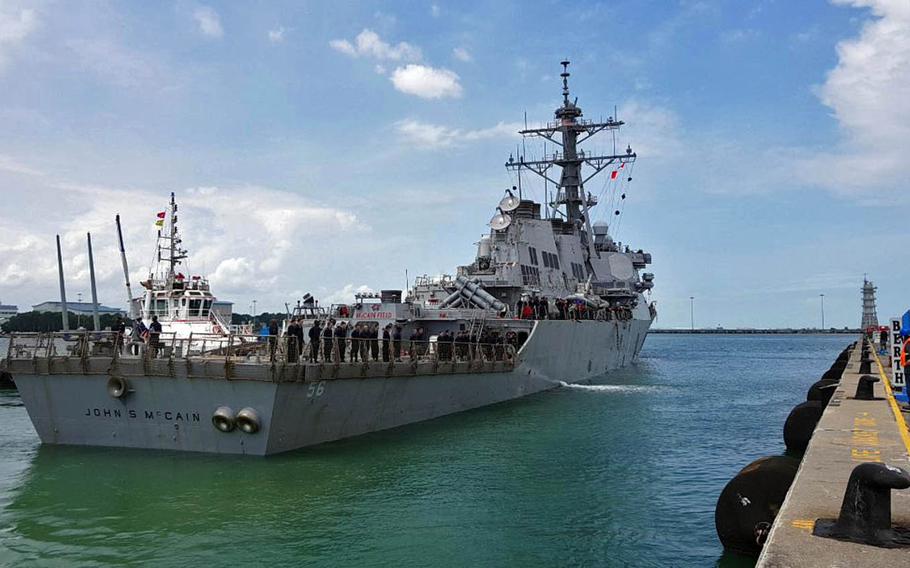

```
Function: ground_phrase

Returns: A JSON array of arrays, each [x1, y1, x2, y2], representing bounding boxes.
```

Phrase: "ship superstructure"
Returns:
[[409, 61, 653, 318], [5, 62, 657, 456]]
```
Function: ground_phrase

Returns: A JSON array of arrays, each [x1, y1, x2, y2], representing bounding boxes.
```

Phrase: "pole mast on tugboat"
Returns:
[[505, 61, 636, 265]]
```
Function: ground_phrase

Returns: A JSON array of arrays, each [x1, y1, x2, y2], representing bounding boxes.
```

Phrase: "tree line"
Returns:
[[1, 311, 127, 333]]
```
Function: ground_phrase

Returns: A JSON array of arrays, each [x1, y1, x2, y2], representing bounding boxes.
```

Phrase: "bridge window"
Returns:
[[528, 247, 538, 266]]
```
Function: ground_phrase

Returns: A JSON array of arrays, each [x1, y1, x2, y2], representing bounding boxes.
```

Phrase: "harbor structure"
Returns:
[[861, 277, 879, 330], [31, 302, 125, 316], [755, 343, 910, 566], [4, 62, 656, 455], [0, 303, 17, 325]]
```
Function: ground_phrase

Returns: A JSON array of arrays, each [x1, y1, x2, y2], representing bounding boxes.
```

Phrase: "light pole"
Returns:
[[820, 294, 825, 330], [690, 296, 695, 331]]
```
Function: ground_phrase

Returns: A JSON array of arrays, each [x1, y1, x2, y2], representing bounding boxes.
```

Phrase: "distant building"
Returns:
[[0, 303, 18, 324], [32, 301, 126, 316]]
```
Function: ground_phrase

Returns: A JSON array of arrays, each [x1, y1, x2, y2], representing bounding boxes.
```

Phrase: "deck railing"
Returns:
[[3, 331, 518, 368]]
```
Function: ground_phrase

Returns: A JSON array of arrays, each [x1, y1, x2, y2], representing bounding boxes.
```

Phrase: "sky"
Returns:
[[0, 0, 908, 329]]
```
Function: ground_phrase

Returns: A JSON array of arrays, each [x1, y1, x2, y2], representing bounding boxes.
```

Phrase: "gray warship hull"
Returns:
[[8, 318, 650, 456]]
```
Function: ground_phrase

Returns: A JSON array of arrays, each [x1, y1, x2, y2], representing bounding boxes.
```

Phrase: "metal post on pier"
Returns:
[[56, 235, 70, 331], [87, 232, 101, 331]]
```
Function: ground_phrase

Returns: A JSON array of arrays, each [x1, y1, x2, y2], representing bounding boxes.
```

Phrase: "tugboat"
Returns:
[[134, 193, 232, 339], [4, 62, 656, 455]]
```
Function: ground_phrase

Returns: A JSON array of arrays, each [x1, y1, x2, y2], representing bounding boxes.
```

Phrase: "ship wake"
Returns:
[[557, 381, 660, 394]]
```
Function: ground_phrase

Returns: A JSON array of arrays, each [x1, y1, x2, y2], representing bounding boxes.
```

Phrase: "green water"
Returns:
[[0, 335, 851, 566]]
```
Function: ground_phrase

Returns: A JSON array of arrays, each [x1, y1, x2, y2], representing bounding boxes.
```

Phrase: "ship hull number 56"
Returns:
[[307, 381, 326, 398]]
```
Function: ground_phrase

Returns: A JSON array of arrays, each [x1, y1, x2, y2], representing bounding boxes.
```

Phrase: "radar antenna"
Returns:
[[498, 189, 521, 212], [505, 61, 637, 260], [489, 208, 512, 231]]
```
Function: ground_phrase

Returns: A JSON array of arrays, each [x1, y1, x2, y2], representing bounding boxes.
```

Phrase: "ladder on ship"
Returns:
[[468, 311, 487, 340]]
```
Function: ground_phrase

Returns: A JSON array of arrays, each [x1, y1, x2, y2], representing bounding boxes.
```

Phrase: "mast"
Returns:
[[116, 214, 137, 318], [156, 192, 187, 285], [168, 192, 177, 280], [56, 235, 70, 331], [505, 61, 636, 261], [87, 232, 101, 331]]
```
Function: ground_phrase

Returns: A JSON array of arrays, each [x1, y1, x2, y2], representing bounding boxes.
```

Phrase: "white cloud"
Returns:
[[329, 38, 356, 56], [390, 64, 462, 99], [431, 4, 441, 18], [617, 100, 683, 159], [798, 0, 910, 195], [193, 6, 223, 39], [395, 119, 521, 149], [374, 64, 387, 75], [211, 257, 257, 289], [0, 178, 369, 311], [267, 26, 286, 44], [0, 3, 37, 72], [329, 29, 421, 61], [452, 47, 472, 62], [66, 38, 168, 89], [0, 154, 45, 177], [321, 284, 375, 305]]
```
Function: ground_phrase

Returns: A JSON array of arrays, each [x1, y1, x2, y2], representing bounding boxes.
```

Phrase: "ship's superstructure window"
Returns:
[[528, 247, 538, 266], [520, 265, 540, 285], [189, 299, 202, 316], [570, 262, 585, 281], [542, 251, 559, 270]]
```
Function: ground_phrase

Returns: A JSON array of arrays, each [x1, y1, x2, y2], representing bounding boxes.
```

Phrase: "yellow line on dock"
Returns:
[[872, 350, 910, 457]]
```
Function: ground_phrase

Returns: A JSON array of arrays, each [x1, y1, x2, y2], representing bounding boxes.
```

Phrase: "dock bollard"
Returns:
[[715, 456, 801, 556], [783, 401, 824, 454], [859, 357, 873, 374], [813, 463, 910, 547], [854, 375, 879, 401]]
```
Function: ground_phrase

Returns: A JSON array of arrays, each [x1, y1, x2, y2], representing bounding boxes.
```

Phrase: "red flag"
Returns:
[[156, 211, 166, 219], [610, 170, 618, 180]]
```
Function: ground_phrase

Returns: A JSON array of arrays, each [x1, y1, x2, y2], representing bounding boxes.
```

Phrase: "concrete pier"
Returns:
[[757, 343, 910, 566]]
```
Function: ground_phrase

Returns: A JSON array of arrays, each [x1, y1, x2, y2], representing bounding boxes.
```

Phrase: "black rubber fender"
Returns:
[[821, 368, 844, 382], [784, 401, 825, 454], [715, 455, 801, 557], [807, 379, 838, 406]]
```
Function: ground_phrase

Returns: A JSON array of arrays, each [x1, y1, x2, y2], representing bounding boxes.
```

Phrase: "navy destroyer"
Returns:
[[3, 62, 656, 455]]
